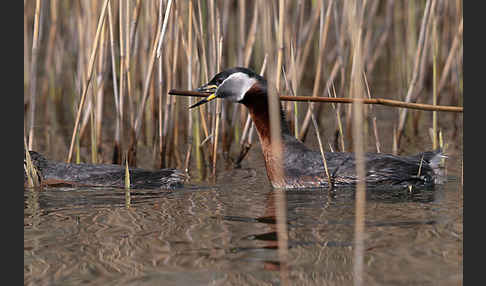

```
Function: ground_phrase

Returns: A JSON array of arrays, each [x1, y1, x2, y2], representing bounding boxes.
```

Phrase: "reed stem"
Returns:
[[27, 0, 42, 150], [67, 0, 109, 163], [169, 89, 463, 113]]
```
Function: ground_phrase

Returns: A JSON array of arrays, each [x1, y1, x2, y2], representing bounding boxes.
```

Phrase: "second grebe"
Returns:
[[24, 150, 187, 189], [190, 67, 446, 190]]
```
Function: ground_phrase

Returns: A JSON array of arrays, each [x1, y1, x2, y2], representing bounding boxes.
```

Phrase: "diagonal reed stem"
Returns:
[[67, 0, 109, 163]]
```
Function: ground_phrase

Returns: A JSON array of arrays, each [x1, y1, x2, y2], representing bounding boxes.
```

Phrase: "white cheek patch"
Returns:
[[219, 72, 257, 101]]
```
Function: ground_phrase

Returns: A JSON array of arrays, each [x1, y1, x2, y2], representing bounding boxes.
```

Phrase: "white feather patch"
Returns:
[[219, 72, 257, 102]]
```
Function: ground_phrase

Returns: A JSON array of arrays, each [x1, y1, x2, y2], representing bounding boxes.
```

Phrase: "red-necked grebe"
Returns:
[[190, 67, 446, 190]]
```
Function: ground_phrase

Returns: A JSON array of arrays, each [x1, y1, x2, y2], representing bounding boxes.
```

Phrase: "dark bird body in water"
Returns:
[[191, 67, 446, 190], [24, 150, 187, 189]]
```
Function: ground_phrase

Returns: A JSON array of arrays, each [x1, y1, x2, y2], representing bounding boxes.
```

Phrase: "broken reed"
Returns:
[[168, 89, 463, 113], [24, 1, 462, 177], [24, 139, 41, 188]]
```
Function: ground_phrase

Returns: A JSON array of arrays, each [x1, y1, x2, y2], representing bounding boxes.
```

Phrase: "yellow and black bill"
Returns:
[[189, 84, 219, 109], [196, 84, 218, 94], [189, 93, 217, 109]]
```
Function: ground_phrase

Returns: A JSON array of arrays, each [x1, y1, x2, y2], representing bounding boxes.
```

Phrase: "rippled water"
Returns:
[[24, 148, 462, 285]]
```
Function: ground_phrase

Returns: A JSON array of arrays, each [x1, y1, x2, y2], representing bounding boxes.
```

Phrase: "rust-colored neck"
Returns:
[[242, 94, 289, 187]]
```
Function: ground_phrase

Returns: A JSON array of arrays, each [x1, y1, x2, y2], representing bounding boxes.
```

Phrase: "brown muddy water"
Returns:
[[24, 144, 462, 285]]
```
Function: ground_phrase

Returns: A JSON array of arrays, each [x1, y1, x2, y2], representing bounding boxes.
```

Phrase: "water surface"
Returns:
[[24, 148, 462, 285]]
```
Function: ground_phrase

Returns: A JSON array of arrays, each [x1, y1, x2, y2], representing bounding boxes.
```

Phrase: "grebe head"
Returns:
[[190, 67, 267, 108]]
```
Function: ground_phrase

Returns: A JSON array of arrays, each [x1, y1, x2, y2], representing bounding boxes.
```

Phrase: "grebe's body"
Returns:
[[24, 150, 187, 189], [192, 67, 445, 189]]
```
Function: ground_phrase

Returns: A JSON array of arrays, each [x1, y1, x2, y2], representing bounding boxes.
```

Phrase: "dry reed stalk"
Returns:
[[27, 0, 42, 150], [161, 11, 178, 167], [417, 154, 425, 177], [77, 2, 95, 149], [298, 0, 333, 141], [159, 53, 170, 167], [392, 125, 398, 155], [275, 0, 285, 92], [290, 96, 464, 112], [118, 0, 128, 156], [107, 1, 122, 163], [170, 12, 182, 167], [67, 0, 109, 163], [129, 0, 142, 52], [157, 28, 164, 167], [124, 0, 135, 129], [206, 4, 218, 154], [194, 3, 206, 175], [170, 89, 463, 113], [265, 1, 289, 284], [300, 58, 341, 142], [125, 187, 131, 209], [88, 17, 108, 164], [197, 107, 210, 142], [196, 0, 209, 82], [290, 43, 299, 138], [24, 138, 40, 188], [243, 3, 259, 67], [158, 1, 176, 168], [208, 0, 216, 77], [211, 35, 223, 177], [310, 107, 332, 189], [363, 72, 381, 153], [344, 1, 368, 285], [273, 189, 290, 286], [41, 0, 58, 103], [396, 0, 437, 147], [115, 0, 130, 164], [438, 17, 463, 103], [281, 64, 297, 135], [89, 99, 97, 163], [124, 157, 131, 189], [24, 7, 29, 89], [432, 15, 438, 149], [331, 84, 346, 152], [184, 0, 193, 172], [238, 0, 245, 65], [193, 0, 211, 152], [95, 21, 109, 162]]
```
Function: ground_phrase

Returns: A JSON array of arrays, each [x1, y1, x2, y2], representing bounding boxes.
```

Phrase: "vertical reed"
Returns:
[[107, 1, 121, 164], [27, 0, 42, 150], [211, 35, 223, 177], [265, 1, 289, 284], [344, 1, 368, 285], [432, 14, 438, 149], [331, 84, 346, 152]]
